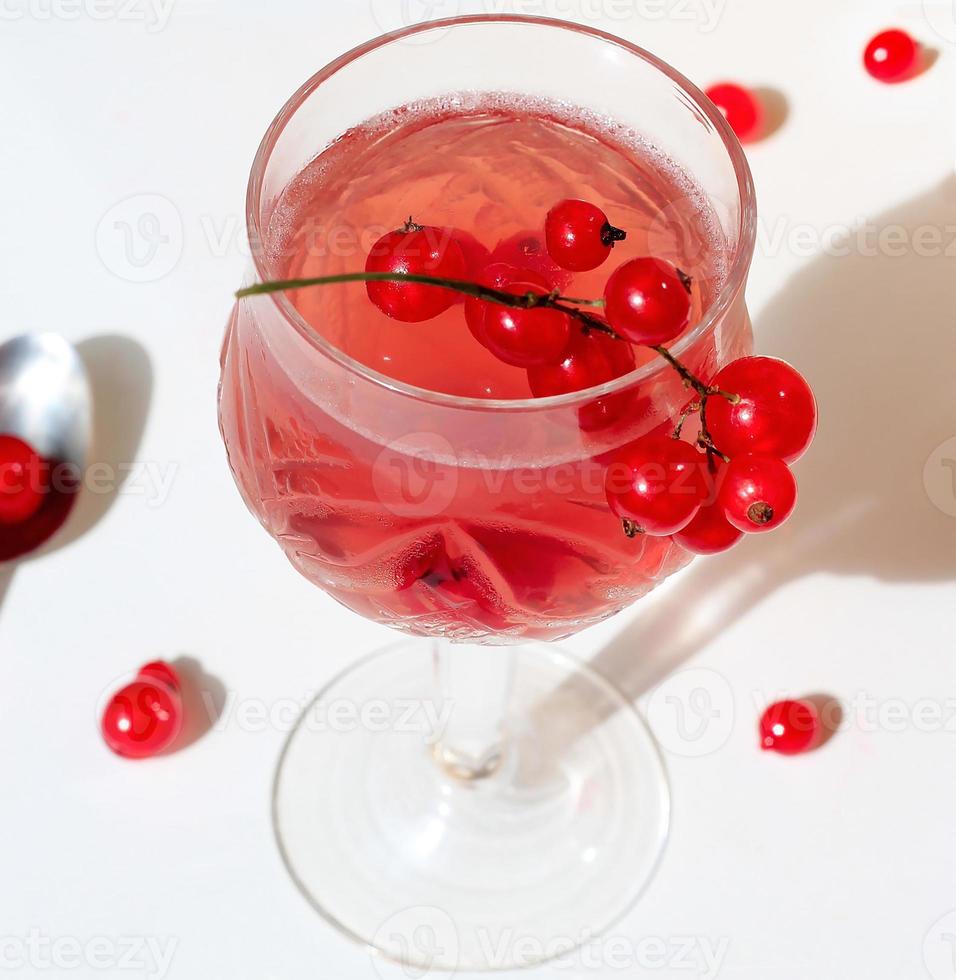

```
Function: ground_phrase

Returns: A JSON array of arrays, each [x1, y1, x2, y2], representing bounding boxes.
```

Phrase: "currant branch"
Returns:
[[236, 270, 738, 454], [235, 272, 606, 311]]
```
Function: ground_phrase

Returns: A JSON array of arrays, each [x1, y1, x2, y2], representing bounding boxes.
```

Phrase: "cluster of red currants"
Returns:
[[606, 355, 816, 555], [364, 199, 816, 553], [364, 200, 692, 394]]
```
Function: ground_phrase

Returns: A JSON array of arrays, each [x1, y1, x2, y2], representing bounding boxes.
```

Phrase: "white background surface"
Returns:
[[2, 0, 956, 977]]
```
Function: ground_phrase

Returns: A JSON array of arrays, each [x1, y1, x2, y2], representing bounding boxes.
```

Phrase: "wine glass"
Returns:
[[218, 14, 755, 972]]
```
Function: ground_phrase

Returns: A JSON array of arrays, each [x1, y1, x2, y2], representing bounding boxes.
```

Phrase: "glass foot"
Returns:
[[273, 640, 669, 971]]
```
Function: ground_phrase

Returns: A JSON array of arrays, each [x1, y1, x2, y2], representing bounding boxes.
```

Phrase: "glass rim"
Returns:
[[245, 13, 757, 413]]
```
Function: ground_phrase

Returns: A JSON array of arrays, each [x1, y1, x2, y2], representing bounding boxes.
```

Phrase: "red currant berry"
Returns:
[[101, 662, 183, 759], [477, 283, 572, 368], [545, 199, 626, 272], [673, 499, 743, 555], [450, 229, 491, 277], [864, 29, 919, 83], [526, 326, 628, 397], [137, 660, 182, 691], [366, 221, 467, 323], [464, 262, 550, 341], [719, 453, 796, 533], [759, 699, 819, 754], [705, 83, 763, 143], [706, 356, 817, 463], [605, 436, 708, 536], [527, 327, 636, 430], [491, 230, 572, 291], [0, 434, 44, 525], [604, 257, 692, 346]]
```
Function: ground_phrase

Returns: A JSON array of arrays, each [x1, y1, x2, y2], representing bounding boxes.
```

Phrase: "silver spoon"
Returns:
[[0, 333, 90, 562]]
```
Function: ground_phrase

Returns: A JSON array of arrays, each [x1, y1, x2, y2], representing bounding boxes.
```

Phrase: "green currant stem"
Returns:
[[236, 272, 606, 310]]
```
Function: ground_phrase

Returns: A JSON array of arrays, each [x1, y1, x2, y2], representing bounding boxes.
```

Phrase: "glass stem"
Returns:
[[431, 640, 515, 781]]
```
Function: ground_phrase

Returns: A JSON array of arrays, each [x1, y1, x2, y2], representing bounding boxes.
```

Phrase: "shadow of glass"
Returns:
[[541, 177, 956, 736]]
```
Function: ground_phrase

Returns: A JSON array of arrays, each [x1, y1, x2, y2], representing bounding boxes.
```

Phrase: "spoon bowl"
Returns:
[[0, 334, 91, 561]]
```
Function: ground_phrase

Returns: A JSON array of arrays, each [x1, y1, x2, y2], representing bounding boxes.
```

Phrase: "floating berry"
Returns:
[[0, 434, 44, 525], [604, 257, 692, 346], [719, 453, 796, 533], [527, 326, 636, 430], [864, 29, 919, 83], [605, 436, 707, 536], [464, 262, 550, 343], [450, 229, 491, 277], [706, 356, 817, 463], [365, 221, 467, 322], [101, 661, 183, 759], [491, 230, 572, 291], [545, 199, 626, 272], [759, 699, 819, 754], [477, 284, 572, 368], [705, 83, 763, 142], [526, 325, 632, 397]]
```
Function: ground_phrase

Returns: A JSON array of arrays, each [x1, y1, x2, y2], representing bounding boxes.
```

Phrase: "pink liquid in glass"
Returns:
[[219, 96, 752, 642]]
